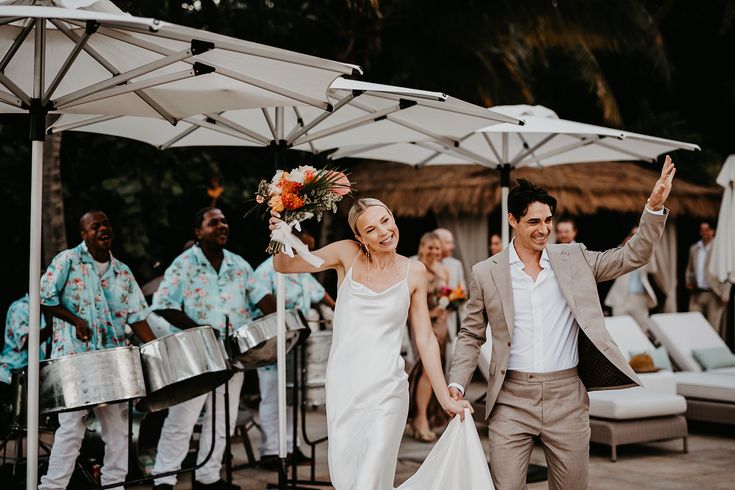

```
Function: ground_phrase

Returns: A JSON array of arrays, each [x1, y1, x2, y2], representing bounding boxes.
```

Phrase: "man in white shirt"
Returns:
[[686, 221, 730, 336], [605, 226, 658, 334], [448, 156, 675, 489], [554, 217, 578, 244]]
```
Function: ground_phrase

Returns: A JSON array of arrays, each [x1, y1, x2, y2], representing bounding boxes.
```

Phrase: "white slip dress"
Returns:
[[326, 257, 493, 490]]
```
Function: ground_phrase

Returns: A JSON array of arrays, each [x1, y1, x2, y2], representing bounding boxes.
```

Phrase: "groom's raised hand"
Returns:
[[647, 155, 676, 211]]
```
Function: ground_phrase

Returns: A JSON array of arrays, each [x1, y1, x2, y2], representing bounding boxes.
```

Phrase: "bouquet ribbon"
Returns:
[[270, 218, 325, 268]]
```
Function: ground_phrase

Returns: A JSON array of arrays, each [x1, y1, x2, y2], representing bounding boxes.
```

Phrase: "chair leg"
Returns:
[[611, 444, 617, 462], [241, 425, 256, 465]]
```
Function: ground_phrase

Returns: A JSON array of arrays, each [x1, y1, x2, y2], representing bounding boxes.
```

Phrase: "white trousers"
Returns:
[[152, 372, 243, 486], [39, 403, 128, 490], [257, 365, 295, 456]]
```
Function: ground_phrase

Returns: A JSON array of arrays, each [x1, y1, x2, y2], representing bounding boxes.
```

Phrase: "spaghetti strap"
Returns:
[[403, 257, 411, 281], [347, 250, 361, 274]]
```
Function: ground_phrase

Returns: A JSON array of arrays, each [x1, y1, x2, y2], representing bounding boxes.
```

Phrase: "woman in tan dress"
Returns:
[[407, 231, 451, 442]]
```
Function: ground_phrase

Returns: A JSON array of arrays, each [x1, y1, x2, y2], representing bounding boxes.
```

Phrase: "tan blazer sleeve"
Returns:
[[581, 208, 668, 283], [448, 265, 487, 390]]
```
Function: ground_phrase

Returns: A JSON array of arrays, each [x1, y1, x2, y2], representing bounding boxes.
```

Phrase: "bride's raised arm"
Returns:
[[269, 210, 359, 275]]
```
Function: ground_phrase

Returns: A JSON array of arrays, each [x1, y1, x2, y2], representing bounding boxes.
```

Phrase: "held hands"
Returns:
[[268, 209, 282, 232], [442, 393, 473, 421], [647, 155, 676, 211]]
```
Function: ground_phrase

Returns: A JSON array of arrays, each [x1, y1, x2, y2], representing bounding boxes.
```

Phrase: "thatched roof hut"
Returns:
[[347, 161, 721, 218]]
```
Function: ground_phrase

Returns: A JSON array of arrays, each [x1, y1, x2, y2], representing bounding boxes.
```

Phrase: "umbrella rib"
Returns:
[[385, 115, 458, 148], [482, 132, 503, 163], [0, 89, 22, 108], [413, 141, 482, 165], [57, 67, 206, 110], [42, 22, 96, 105], [367, 92, 520, 124], [291, 107, 318, 153], [53, 46, 200, 108], [93, 25, 333, 110], [285, 92, 356, 144], [0, 18, 33, 72], [185, 117, 265, 146], [160, 124, 199, 150], [520, 137, 598, 166], [51, 20, 176, 124], [0, 71, 29, 106], [292, 103, 404, 146], [261, 108, 277, 140], [48, 114, 120, 134], [509, 134, 557, 166], [595, 139, 657, 162], [0, 17, 24, 27], [203, 113, 270, 145], [329, 142, 395, 159]]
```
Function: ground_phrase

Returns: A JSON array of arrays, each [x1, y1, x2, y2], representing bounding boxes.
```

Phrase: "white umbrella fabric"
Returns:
[[329, 104, 700, 246], [49, 77, 521, 150], [709, 155, 735, 348], [0, 4, 356, 487]]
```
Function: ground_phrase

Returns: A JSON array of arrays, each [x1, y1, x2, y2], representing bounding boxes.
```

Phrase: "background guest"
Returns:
[[686, 220, 731, 337], [489, 232, 502, 256], [407, 232, 449, 442], [555, 217, 578, 244]]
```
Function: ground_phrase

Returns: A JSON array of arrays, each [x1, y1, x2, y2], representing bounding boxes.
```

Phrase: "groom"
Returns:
[[448, 157, 676, 489]]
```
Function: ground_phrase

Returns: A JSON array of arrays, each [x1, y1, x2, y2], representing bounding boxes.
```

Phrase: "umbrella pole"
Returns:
[[276, 273, 288, 489], [499, 163, 511, 248], [27, 18, 47, 490]]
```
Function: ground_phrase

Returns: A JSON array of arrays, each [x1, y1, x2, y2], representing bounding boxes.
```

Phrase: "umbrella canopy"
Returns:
[[328, 104, 700, 246], [0, 3, 357, 487], [49, 77, 521, 150], [710, 155, 735, 284]]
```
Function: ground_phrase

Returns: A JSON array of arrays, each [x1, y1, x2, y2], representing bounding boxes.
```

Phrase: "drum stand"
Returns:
[[267, 340, 331, 490]]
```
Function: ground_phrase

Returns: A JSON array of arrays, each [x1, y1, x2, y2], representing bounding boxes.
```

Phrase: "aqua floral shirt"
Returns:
[[40, 242, 150, 358], [0, 294, 48, 384], [152, 245, 269, 337], [252, 256, 325, 317]]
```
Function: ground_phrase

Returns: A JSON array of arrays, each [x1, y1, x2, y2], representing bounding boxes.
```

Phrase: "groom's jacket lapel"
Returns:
[[488, 248, 514, 338], [546, 245, 576, 310]]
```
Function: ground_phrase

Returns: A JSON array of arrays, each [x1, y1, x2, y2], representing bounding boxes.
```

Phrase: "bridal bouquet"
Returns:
[[437, 285, 467, 310], [250, 165, 352, 260]]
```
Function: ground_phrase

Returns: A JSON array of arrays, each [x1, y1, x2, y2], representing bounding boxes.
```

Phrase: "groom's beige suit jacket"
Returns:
[[449, 209, 668, 420]]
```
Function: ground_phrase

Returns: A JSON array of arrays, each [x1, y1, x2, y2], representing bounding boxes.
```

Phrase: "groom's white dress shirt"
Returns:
[[506, 242, 579, 372]]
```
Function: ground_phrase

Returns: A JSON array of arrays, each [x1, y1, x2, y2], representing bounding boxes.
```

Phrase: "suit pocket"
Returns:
[[489, 361, 496, 377]]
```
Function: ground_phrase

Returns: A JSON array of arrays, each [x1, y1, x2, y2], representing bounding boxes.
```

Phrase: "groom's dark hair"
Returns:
[[507, 178, 557, 221]]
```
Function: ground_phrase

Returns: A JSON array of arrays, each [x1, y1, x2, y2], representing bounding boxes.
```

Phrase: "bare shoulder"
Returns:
[[407, 258, 428, 292]]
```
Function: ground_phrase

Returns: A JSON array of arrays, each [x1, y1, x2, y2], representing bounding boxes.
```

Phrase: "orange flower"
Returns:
[[304, 170, 316, 183], [281, 192, 305, 210], [281, 180, 304, 195], [268, 195, 284, 213]]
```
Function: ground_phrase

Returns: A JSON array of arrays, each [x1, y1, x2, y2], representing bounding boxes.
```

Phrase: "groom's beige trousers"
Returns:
[[487, 367, 590, 490]]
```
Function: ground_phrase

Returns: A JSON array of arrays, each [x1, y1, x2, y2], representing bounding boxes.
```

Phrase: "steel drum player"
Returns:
[[151, 207, 276, 490], [38, 210, 156, 490]]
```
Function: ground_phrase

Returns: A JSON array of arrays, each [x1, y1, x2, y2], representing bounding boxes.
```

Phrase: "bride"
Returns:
[[270, 198, 488, 489]]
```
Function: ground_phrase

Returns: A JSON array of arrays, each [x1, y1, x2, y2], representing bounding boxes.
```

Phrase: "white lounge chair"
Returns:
[[649, 312, 735, 425], [585, 316, 688, 461]]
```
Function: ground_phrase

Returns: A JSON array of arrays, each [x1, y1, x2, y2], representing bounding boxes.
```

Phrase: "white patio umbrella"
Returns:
[[709, 155, 735, 348], [0, 4, 356, 487], [329, 104, 700, 246]]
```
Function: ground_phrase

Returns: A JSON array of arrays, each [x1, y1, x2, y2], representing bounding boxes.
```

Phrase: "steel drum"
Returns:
[[228, 309, 308, 369], [136, 326, 232, 412], [302, 330, 332, 407], [40, 346, 146, 415]]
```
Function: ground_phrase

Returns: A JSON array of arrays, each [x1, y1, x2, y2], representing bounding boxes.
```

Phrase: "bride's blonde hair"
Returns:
[[347, 198, 392, 236]]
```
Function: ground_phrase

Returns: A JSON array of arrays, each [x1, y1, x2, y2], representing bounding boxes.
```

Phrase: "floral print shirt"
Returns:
[[252, 257, 325, 317], [152, 245, 269, 337], [0, 294, 48, 384], [40, 242, 150, 358]]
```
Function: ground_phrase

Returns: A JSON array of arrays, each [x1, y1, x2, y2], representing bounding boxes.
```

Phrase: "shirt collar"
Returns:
[[508, 239, 550, 267], [192, 244, 232, 272], [78, 241, 114, 266]]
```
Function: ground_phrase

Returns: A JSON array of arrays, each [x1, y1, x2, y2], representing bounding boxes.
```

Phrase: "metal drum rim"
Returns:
[[139, 325, 217, 350], [40, 345, 140, 367]]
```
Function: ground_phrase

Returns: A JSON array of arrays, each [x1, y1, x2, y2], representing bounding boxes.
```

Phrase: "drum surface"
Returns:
[[136, 326, 232, 412], [229, 310, 308, 369], [40, 346, 146, 415]]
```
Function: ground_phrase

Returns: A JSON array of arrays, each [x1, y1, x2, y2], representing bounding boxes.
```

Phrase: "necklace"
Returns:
[[364, 249, 400, 287]]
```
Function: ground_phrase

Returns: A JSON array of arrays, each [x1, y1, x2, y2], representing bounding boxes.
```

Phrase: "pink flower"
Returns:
[[327, 171, 351, 196]]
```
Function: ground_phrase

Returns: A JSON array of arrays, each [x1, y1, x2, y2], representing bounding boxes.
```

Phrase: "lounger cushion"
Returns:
[[691, 347, 735, 370], [673, 372, 735, 402], [650, 312, 729, 372], [589, 387, 687, 419]]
